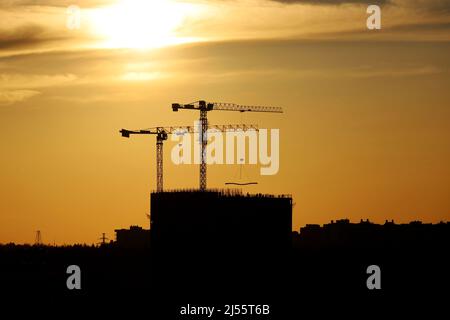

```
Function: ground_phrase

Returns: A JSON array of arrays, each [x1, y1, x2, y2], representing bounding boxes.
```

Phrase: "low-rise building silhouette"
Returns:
[[115, 226, 150, 249], [294, 219, 450, 249]]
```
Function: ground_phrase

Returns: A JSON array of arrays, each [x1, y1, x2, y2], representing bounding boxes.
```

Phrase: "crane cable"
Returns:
[[225, 111, 258, 186]]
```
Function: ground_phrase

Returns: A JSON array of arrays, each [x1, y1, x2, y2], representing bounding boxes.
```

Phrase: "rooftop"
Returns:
[[152, 188, 292, 199]]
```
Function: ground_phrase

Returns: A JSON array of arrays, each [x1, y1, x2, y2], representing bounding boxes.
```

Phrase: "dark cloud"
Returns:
[[0, 24, 65, 50], [269, 0, 390, 5], [269, 0, 450, 14], [387, 21, 450, 32], [0, 0, 111, 8], [400, 0, 450, 14]]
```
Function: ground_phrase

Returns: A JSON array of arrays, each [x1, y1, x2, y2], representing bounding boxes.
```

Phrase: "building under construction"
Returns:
[[150, 189, 292, 298], [150, 189, 292, 252], [121, 100, 289, 296]]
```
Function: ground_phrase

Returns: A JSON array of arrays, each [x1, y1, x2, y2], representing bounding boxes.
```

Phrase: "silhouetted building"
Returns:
[[115, 226, 150, 249], [150, 189, 293, 252], [150, 189, 293, 295], [295, 219, 450, 250]]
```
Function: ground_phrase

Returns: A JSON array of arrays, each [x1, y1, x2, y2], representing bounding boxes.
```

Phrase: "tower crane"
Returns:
[[120, 124, 258, 192], [172, 100, 283, 191]]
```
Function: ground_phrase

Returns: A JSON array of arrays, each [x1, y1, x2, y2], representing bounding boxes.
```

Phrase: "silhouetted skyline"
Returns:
[[2, 1, 450, 244]]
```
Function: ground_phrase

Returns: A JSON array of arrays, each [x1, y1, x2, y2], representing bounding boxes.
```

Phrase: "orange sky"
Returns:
[[1, 0, 450, 244]]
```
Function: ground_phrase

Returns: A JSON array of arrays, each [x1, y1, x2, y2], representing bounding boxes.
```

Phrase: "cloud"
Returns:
[[0, 38, 446, 107], [121, 72, 164, 81], [0, 24, 64, 50], [0, 73, 78, 89], [0, 90, 40, 105], [270, 0, 450, 14], [0, 0, 111, 8], [186, 64, 444, 81], [269, 0, 389, 5], [387, 21, 450, 33], [343, 65, 443, 78], [394, 0, 450, 14]]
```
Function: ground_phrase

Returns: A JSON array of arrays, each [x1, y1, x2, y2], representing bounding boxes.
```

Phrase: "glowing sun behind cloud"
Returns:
[[89, 0, 201, 49]]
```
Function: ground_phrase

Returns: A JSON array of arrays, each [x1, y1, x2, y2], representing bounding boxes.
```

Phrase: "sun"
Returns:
[[89, 0, 200, 49]]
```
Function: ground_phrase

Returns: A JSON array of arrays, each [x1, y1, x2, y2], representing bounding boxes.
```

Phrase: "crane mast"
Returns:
[[200, 109, 208, 191], [156, 131, 167, 193]]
